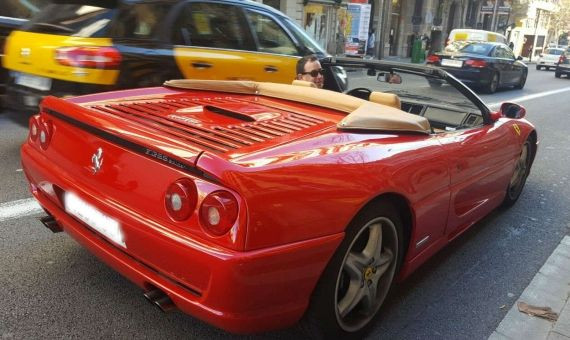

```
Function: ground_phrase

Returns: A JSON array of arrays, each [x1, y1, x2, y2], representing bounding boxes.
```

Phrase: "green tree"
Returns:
[[551, 0, 570, 43]]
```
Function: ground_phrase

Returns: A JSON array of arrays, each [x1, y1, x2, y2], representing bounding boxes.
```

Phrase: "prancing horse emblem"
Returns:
[[91, 148, 103, 173]]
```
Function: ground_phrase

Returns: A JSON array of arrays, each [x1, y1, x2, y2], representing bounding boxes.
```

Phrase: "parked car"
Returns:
[[3, 0, 342, 112], [427, 41, 527, 93], [21, 57, 536, 337], [536, 47, 565, 70], [446, 29, 507, 46], [555, 51, 570, 78]]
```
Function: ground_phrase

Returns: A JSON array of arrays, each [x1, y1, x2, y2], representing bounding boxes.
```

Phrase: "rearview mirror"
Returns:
[[377, 72, 402, 84], [500, 102, 526, 119]]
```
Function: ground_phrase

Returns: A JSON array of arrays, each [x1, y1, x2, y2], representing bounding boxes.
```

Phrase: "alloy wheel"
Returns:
[[334, 216, 398, 332]]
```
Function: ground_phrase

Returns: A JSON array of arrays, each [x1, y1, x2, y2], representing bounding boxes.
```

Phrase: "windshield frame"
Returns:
[[320, 57, 491, 123]]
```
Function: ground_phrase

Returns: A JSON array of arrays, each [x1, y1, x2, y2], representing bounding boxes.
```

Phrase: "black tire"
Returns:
[[515, 71, 527, 89], [536, 65, 541, 70], [485, 72, 499, 94], [555, 71, 561, 78], [502, 139, 533, 207], [301, 200, 404, 339]]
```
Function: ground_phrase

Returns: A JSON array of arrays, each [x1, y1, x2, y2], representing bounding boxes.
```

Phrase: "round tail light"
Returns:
[[199, 191, 238, 236], [39, 120, 53, 150], [165, 179, 197, 221]]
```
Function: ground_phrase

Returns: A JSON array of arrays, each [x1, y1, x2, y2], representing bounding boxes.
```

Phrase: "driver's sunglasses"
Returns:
[[302, 69, 324, 77]]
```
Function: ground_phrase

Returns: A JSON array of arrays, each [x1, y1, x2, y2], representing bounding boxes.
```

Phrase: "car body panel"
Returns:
[[3, 31, 118, 85], [21, 59, 537, 333], [174, 47, 298, 83]]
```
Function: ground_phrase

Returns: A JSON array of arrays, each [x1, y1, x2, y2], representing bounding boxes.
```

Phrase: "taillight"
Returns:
[[55, 46, 121, 69], [559, 55, 567, 64], [29, 117, 39, 142], [465, 59, 487, 68], [426, 54, 441, 63], [165, 179, 198, 221], [38, 119, 53, 150], [199, 191, 238, 236]]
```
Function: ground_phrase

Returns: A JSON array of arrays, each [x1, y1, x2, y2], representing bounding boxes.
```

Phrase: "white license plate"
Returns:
[[64, 191, 126, 248], [14, 72, 52, 91], [441, 59, 463, 68]]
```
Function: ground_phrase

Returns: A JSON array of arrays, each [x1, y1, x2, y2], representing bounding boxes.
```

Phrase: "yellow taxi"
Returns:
[[4, 0, 338, 110]]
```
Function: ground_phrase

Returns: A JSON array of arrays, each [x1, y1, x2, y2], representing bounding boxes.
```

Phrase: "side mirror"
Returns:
[[500, 102, 526, 119], [516, 56, 523, 61]]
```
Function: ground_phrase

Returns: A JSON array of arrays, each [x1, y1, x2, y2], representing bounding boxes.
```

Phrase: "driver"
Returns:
[[295, 55, 324, 89]]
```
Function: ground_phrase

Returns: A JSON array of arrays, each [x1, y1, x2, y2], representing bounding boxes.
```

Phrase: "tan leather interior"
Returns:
[[369, 91, 401, 109], [292, 80, 317, 87], [164, 79, 430, 134]]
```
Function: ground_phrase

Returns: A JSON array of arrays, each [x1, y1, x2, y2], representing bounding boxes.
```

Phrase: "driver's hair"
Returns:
[[296, 55, 319, 75]]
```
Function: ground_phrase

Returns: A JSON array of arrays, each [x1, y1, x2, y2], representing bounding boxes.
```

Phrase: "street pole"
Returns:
[[490, 0, 500, 31], [530, 8, 541, 62], [376, 0, 390, 59]]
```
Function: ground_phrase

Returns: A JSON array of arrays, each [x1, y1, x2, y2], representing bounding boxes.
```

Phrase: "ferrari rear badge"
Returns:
[[91, 147, 103, 173]]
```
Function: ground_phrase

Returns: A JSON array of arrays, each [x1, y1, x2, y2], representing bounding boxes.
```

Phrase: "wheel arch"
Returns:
[[362, 192, 414, 264], [527, 129, 538, 167]]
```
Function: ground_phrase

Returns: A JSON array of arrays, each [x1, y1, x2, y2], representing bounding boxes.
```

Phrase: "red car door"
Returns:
[[437, 122, 519, 238]]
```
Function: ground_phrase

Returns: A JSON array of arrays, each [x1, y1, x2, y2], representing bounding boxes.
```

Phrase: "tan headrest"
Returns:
[[292, 80, 317, 88], [369, 92, 401, 109]]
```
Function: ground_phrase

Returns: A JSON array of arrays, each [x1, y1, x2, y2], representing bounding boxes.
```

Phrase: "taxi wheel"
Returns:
[[502, 139, 533, 207], [301, 200, 403, 339]]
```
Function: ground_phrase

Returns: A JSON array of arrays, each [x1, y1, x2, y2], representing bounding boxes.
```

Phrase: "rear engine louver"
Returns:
[[88, 98, 326, 154]]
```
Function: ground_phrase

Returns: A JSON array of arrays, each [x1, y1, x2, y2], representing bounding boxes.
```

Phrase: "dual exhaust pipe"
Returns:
[[39, 215, 62, 233], [143, 288, 175, 312], [39, 215, 175, 313]]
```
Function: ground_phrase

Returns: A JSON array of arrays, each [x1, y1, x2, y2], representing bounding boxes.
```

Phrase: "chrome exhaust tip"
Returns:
[[39, 215, 62, 233], [143, 288, 175, 312]]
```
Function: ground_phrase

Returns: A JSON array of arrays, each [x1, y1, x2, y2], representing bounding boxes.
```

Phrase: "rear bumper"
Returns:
[[441, 67, 493, 86], [21, 142, 343, 334], [556, 65, 570, 74]]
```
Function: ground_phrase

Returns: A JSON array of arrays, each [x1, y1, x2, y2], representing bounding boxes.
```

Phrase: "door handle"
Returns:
[[264, 65, 278, 73], [191, 62, 212, 69]]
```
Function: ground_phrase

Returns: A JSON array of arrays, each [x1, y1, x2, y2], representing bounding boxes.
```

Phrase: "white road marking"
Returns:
[[487, 86, 570, 108], [0, 198, 43, 223]]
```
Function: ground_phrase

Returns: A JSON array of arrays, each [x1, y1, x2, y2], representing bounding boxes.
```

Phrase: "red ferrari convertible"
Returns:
[[21, 58, 537, 337]]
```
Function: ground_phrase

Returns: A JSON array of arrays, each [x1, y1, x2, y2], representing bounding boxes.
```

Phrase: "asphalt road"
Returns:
[[1, 67, 569, 339]]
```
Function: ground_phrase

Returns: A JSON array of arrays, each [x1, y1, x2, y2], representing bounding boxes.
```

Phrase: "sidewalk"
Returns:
[[489, 236, 570, 340]]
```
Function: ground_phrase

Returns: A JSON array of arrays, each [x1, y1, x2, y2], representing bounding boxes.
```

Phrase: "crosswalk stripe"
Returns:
[[0, 198, 43, 223]]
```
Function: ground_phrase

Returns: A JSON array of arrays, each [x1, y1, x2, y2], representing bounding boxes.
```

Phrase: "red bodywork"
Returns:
[[21, 86, 536, 333]]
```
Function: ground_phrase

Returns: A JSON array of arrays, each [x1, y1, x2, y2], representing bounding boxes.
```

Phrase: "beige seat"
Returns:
[[291, 80, 317, 88], [369, 92, 401, 109]]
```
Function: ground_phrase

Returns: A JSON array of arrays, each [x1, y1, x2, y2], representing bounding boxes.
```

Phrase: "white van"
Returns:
[[446, 29, 507, 46]]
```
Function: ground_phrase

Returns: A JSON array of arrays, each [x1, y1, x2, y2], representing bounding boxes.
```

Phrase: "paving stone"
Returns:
[[525, 272, 570, 308], [552, 302, 570, 337], [519, 286, 567, 315], [548, 331, 570, 340], [496, 305, 552, 340], [545, 254, 570, 272], [562, 236, 570, 246], [489, 331, 514, 340], [539, 262, 570, 284], [553, 246, 570, 260]]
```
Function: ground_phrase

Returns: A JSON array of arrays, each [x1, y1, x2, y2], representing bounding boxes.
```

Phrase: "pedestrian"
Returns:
[[295, 55, 325, 89], [367, 29, 376, 57]]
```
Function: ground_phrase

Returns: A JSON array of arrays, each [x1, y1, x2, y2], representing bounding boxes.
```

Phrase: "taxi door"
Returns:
[[172, 2, 299, 84]]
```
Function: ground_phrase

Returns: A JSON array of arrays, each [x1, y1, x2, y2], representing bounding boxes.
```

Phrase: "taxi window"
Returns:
[[171, 3, 253, 51], [245, 10, 298, 56], [24, 4, 116, 37], [546, 49, 563, 55], [112, 3, 170, 39]]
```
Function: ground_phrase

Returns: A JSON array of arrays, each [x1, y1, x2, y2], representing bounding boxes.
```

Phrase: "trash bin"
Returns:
[[411, 38, 423, 63]]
